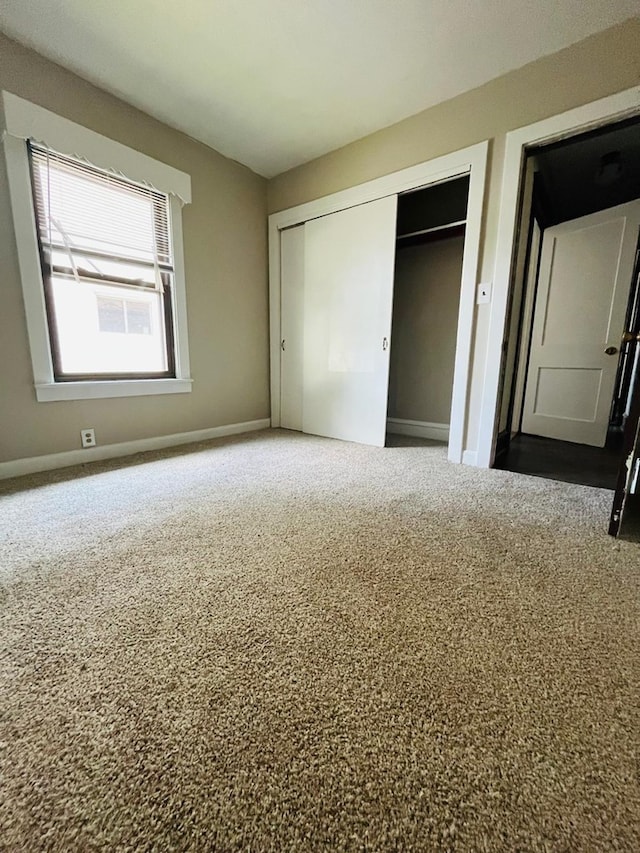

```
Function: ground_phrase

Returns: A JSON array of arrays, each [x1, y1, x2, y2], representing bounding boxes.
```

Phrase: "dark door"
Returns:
[[609, 378, 640, 539], [609, 237, 640, 538]]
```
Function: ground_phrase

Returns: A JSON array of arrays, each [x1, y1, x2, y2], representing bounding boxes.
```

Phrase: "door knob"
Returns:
[[605, 346, 618, 355], [622, 331, 640, 344]]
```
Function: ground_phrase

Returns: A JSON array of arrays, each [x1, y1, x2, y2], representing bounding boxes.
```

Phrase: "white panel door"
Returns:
[[522, 200, 640, 447], [280, 224, 305, 431], [303, 195, 398, 446]]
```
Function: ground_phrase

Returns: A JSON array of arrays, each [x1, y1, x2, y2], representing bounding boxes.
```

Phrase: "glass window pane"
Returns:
[[51, 278, 168, 375], [126, 301, 153, 335], [97, 297, 126, 333]]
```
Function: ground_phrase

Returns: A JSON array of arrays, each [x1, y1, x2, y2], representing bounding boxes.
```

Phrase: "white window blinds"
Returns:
[[29, 143, 173, 273]]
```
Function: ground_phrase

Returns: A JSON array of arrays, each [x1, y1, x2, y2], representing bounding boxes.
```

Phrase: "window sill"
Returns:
[[35, 378, 193, 402]]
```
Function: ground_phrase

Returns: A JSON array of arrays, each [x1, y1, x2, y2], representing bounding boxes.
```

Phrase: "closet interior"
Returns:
[[386, 176, 469, 445]]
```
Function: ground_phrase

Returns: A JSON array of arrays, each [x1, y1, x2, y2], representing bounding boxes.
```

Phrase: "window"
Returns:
[[2, 91, 192, 402], [97, 297, 152, 335], [29, 144, 176, 380]]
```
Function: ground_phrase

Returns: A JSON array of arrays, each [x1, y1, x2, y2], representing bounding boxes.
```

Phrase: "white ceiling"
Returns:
[[0, 1, 637, 177]]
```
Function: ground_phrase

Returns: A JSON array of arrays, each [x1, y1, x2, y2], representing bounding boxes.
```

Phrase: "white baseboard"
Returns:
[[386, 418, 449, 442], [462, 449, 479, 466], [0, 418, 271, 480]]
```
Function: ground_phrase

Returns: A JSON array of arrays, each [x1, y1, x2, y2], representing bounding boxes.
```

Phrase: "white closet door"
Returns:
[[522, 200, 640, 447], [280, 224, 305, 430], [303, 195, 398, 446]]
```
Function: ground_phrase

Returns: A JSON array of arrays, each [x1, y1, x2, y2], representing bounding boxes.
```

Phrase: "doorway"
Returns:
[[495, 116, 640, 492]]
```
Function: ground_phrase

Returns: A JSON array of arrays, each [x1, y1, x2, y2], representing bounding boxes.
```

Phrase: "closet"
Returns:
[[387, 178, 468, 443], [278, 174, 471, 450]]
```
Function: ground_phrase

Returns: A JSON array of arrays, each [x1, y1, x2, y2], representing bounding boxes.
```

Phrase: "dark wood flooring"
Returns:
[[495, 433, 623, 490]]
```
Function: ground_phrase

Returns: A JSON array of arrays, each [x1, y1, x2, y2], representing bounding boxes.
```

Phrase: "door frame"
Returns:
[[478, 85, 640, 468], [268, 141, 489, 464]]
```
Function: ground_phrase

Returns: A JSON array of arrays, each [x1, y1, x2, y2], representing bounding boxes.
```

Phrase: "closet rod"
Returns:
[[397, 219, 466, 241]]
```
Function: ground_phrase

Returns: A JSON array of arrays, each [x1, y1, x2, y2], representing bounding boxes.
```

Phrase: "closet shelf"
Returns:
[[397, 219, 466, 241]]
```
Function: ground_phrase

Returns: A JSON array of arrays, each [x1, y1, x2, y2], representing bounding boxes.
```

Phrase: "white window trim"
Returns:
[[2, 91, 193, 402]]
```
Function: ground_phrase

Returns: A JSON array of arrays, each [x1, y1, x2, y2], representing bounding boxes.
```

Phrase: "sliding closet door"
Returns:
[[280, 224, 305, 430], [303, 195, 398, 446]]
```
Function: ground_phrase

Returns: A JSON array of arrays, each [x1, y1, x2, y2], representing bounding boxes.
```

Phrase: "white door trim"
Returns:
[[477, 85, 640, 468], [268, 140, 489, 464]]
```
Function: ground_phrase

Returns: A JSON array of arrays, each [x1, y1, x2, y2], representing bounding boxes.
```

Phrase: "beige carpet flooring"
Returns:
[[1, 429, 640, 851]]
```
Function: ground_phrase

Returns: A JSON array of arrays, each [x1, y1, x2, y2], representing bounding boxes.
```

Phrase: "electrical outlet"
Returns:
[[80, 428, 96, 448]]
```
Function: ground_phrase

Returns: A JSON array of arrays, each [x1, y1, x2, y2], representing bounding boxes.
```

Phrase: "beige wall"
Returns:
[[0, 34, 269, 463], [268, 18, 640, 456], [388, 236, 464, 425], [268, 21, 640, 214]]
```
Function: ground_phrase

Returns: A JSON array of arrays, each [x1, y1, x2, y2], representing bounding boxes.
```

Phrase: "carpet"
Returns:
[[1, 429, 639, 851]]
